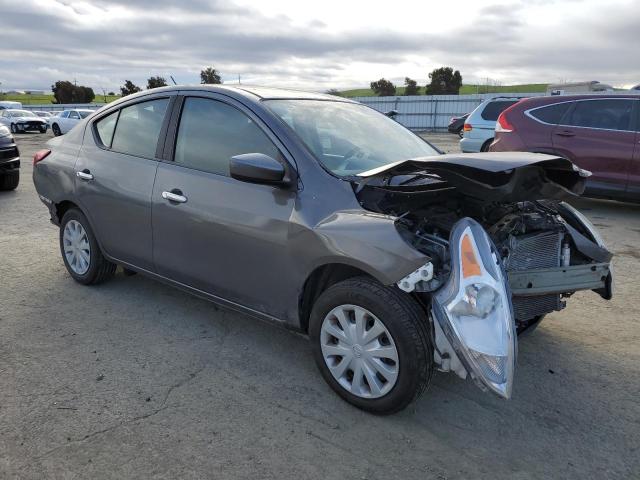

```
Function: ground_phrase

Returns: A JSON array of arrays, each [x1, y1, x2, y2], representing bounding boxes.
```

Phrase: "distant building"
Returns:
[[25, 90, 46, 95], [546, 81, 614, 95]]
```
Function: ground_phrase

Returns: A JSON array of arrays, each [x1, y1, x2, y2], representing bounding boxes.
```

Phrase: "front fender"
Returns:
[[307, 210, 430, 285]]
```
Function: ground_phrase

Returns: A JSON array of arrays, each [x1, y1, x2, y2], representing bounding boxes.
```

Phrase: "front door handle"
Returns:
[[76, 169, 94, 181], [554, 130, 575, 137], [162, 189, 187, 204]]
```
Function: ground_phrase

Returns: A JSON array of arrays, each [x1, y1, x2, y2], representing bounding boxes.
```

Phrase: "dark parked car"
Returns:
[[0, 125, 20, 190], [490, 95, 640, 202], [447, 113, 469, 137], [33, 86, 613, 413]]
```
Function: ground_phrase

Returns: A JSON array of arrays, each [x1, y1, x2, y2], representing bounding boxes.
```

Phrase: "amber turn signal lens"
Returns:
[[461, 234, 481, 278]]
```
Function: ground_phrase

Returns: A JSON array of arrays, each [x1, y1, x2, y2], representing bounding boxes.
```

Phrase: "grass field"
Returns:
[[0, 93, 121, 105], [339, 83, 548, 97]]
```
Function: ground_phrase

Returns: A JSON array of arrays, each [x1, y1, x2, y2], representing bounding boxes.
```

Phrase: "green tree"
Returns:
[[200, 67, 222, 84], [147, 76, 168, 89], [425, 67, 462, 95], [370, 78, 396, 96], [51, 81, 95, 104], [403, 77, 419, 96], [120, 80, 142, 97]]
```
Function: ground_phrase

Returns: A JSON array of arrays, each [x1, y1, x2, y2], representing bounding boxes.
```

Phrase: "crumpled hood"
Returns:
[[357, 152, 590, 202]]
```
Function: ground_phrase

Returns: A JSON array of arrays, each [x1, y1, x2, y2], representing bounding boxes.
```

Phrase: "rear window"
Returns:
[[529, 102, 571, 124], [481, 100, 519, 121], [111, 98, 169, 158]]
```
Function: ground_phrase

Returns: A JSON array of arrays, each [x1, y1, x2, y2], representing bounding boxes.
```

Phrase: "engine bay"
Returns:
[[352, 169, 613, 333]]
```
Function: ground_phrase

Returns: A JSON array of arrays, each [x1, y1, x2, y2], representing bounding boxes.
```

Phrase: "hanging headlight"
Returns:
[[432, 218, 517, 398]]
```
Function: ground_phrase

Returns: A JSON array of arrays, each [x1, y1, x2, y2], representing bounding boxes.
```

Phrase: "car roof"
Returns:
[[515, 93, 640, 108], [109, 84, 355, 105]]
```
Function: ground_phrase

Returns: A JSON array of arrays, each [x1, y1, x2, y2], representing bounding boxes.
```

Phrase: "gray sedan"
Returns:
[[32, 85, 613, 414]]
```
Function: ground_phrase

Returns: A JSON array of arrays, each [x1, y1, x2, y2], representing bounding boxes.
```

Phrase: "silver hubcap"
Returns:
[[63, 220, 91, 275], [320, 304, 399, 399]]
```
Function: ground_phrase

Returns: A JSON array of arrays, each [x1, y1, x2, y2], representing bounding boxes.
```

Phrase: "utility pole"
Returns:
[[238, 75, 241, 84]]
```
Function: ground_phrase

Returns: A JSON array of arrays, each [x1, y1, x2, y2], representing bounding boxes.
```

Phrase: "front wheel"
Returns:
[[52, 123, 61, 136], [10, 123, 17, 134], [309, 276, 434, 414], [59, 209, 116, 285], [40, 126, 47, 133]]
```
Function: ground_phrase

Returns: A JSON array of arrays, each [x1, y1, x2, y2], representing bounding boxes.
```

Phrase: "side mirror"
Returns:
[[230, 153, 288, 186]]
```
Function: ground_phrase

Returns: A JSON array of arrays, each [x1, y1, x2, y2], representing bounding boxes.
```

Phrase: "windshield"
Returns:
[[12, 110, 37, 118], [265, 100, 439, 176]]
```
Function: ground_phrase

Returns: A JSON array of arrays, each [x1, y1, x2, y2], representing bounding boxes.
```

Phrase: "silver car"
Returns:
[[32, 85, 613, 414], [0, 109, 48, 133]]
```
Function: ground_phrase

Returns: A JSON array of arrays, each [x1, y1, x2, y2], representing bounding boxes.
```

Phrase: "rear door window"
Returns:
[[173, 97, 280, 176], [565, 99, 635, 131], [529, 102, 571, 124], [481, 101, 518, 121], [95, 110, 119, 147], [111, 98, 169, 158]]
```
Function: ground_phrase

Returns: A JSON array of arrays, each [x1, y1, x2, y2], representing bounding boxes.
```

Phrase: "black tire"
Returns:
[[309, 276, 434, 415], [0, 170, 19, 191], [458, 128, 464, 138], [480, 139, 493, 152], [52, 123, 61, 136], [59, 208, 116, 285], [10, 123, 17, 134], [40, 126, 47, 133]]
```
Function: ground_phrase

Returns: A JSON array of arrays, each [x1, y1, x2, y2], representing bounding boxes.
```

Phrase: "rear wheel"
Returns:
[[59, 209, 116, 285], [309, 276, 434, 414], [0, 171, 19, 191], [52, 123, 61, 136], [480, 139, 493, 152]]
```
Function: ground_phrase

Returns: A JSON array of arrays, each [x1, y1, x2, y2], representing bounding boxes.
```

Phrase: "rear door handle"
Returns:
[[554, 130, 575, 137], [76, 169, 94, 181], [162, 190, 187, 203]]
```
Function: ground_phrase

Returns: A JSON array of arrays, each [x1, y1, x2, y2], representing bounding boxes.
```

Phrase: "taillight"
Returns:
[[33, 149, 51, 166], [495, 102, 520, 133], [463, 123, 472, 132]]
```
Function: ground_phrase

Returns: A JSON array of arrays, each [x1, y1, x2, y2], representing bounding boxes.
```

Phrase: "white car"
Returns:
[[50, 109, 94, 136], [0, 109, 48, 133], [460, 97, 521, 153]]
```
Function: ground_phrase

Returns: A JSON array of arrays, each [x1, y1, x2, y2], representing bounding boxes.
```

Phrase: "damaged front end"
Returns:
[[353, 152, 613, 398]]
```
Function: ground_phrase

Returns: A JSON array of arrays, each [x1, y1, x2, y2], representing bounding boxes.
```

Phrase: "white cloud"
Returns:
[[0, 0, 638, 92]]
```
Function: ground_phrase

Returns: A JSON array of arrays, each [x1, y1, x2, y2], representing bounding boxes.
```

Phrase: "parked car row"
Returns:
[[32, 85, 613, 413], [490, 95, 640, 203]]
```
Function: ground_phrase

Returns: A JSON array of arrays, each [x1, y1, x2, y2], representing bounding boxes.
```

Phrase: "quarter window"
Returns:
[[529, 102, 571, 124], [111, 98, 169, 158], [95, 110, 119, 147], [565, 99, 635, 131], [174, 97, 280, 176]]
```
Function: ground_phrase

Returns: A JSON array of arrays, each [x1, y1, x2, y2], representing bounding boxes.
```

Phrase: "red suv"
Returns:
[[490, 95, 640, 202]]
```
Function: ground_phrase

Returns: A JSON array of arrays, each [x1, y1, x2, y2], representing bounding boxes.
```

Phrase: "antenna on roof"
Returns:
[[170, 76, 177, 85]]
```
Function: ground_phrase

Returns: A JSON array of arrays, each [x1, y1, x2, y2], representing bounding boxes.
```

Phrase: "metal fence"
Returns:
[[22, 103, 106, 112], [353, 93, 546, 131]]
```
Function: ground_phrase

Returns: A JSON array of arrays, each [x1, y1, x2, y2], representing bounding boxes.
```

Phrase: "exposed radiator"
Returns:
[[505, 231, 564, 321]]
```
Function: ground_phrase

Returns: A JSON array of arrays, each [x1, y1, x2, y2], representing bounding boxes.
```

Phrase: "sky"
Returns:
[[1, 0, 639, 93]]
